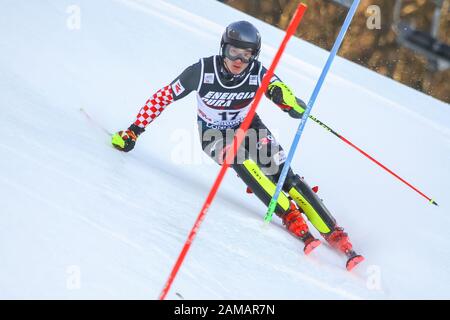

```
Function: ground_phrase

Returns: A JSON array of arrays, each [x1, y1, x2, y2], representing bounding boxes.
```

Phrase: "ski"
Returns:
[[80, 107, 112, 137], [301, 233, 364, 271], [345, 249, 365, 271], [300, 232, 321, 255]]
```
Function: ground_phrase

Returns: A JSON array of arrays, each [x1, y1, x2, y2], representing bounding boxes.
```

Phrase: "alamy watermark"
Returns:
[[366, 264, 383, 291], [66, 5, 81, 31], [170, 122, 285, 175], [366, 5, 381, 30], [66, 265, 81, 290]]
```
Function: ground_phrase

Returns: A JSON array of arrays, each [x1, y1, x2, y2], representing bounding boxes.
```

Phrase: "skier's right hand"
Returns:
[[111, 124, 144, 152]]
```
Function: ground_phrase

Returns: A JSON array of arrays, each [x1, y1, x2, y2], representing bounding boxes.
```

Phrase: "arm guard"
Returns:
[[133, 85, 174, 128]]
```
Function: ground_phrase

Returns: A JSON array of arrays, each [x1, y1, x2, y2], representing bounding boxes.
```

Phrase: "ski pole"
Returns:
[[265, 0, 361, 223], [307, 114, 438, 206], [80, 107, 113, 136], [159, 3, 308, 300]]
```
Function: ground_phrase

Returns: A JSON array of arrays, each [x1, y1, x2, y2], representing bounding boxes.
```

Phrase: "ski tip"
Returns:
[[304, 239, 321, 255], [346, 255, 364, 271]]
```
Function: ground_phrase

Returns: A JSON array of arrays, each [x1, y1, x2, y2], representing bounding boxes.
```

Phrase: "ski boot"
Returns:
[[323, 227, 364, 271], [282, 202, 321, 255]]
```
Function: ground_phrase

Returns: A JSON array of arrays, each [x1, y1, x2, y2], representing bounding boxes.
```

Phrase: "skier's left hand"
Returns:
[[268, 81, 305, 119]]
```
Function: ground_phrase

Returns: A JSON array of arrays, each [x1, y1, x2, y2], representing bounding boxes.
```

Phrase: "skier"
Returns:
[[111, 21, 363, 270]]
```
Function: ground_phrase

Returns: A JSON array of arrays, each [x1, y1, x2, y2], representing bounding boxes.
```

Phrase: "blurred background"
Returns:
[[219, 0, 450, 103]]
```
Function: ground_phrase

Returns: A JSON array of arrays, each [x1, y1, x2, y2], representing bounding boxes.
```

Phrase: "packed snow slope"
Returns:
[[1, 0, 449, 299]]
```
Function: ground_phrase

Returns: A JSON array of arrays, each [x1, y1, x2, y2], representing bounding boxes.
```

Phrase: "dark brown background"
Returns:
[[221, 0, 450, 103]]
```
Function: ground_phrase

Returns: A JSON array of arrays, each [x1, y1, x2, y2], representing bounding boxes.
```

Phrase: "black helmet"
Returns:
[[220, 21, 261, 61]]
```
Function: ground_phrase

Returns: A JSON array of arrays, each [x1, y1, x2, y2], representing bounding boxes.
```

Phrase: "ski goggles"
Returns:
[[223, 44, 256, 64]]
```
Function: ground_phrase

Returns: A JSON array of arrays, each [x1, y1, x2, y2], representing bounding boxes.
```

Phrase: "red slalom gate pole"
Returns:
[[158, 3, 308, 300]]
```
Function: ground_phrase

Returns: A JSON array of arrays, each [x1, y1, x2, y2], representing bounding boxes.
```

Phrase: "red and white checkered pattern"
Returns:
[[134, 85, 174, 128]]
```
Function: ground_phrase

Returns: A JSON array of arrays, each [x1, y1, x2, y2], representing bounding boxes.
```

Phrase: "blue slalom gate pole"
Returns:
[[265, 0, 361, 222]]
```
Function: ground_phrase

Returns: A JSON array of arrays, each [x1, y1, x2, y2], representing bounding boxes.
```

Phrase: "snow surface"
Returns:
[[1, 0, 449, 299]]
